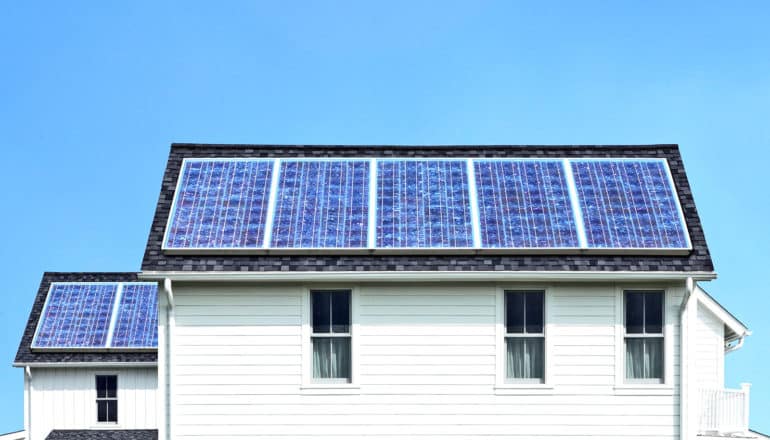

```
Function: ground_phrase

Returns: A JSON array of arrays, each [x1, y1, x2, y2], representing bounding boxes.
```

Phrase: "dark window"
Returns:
[[624, 291, 664, 382], [505, 291, 545, 381], [311, 290, 352, 380], [96, 375, 118, 423]]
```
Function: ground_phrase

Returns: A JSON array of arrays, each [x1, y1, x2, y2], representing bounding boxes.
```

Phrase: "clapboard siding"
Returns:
[[29, 367, 157, 440], [170, 283, 685, 439], [695, 303, 724, 388]]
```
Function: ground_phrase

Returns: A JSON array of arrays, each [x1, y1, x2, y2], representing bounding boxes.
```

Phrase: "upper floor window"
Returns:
[[624, 291, 664, 383], [311, 290, 351, 382], [96, 375, 118, 423], [505, 291, 544, 382]]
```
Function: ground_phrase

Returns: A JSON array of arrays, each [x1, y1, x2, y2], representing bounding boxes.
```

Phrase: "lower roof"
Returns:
[[14, 273, 157, 366], [46, 430, 157, 440]]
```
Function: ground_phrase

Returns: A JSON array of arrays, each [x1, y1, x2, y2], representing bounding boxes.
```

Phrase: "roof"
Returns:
[[0, 430, 25, 440], [696, 285, 751, 341], [141, 143, 714, 273], [45, 430, 157, 440], [14, 273, 157, 366]]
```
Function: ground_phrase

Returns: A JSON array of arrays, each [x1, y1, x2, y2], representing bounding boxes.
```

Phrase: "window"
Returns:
[[624, 291, 664, 383], [311, 290, 351, 381], [505, 291, 544, 382], [96, 375, 117, 423]]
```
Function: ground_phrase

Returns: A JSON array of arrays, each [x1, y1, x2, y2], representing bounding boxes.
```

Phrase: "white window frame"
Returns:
[[614, 285, 675, 394], [301, 286, 360, 394], [94, 373, 119, 425], [495, 286, 553, 393]]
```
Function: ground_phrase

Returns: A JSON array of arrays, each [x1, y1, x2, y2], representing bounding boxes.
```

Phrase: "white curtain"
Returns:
[[313, 337, 351, 379], [626, 338, 663, 379], [506, 337, 544, 380]]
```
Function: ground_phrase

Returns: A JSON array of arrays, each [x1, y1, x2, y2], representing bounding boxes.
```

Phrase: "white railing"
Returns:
[[698, 383, 751, 435]]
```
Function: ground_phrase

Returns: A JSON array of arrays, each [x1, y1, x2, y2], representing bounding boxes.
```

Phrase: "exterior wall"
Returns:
[[28, 367, 157, 440], [167, 281, 693, 440], [695, 303, 725, 389]]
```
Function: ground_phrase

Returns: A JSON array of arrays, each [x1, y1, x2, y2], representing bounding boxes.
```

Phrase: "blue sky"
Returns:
[[0, 0, 768, 434]]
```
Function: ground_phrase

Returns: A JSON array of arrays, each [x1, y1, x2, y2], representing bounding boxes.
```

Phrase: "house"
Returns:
[[12, 144, 761, 439]]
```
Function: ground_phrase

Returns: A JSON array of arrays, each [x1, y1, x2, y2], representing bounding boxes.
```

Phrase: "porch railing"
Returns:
[[698, 383, 751, 435]]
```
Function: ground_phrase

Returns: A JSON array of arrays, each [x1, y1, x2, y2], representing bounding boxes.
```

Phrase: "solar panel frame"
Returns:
[[569, 158, 692, 250], [162, 158, 275, 250], [32, 283, 119, 349]]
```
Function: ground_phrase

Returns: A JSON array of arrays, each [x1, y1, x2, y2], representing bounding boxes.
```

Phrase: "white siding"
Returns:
[[695, 303, 725, 388], [29, 367, 157, 440], [170, 282, 683, 440]]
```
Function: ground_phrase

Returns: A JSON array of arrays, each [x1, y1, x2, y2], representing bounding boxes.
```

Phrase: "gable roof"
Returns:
[[14, 273, 157, 366], [141, 143, 713, 274]]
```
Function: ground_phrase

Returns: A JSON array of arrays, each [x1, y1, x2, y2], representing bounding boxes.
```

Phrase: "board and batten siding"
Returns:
[[695, 303, 725, 388], [28, 367, 157, 440], [170, 282, 685, 440]]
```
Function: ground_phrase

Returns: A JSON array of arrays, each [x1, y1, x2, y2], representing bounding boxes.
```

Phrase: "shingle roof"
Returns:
[[141, 144, 713, 273], [14, 273, 158, 365], [45, 430, 158, 440]]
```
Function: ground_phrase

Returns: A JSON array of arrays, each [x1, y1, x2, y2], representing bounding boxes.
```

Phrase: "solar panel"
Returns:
[[376, 160, 474, 248], [271, 160, 369, 248], [570, 160, 690, 249], [165, 159, 274, 249], [111, 283, 159, 348], [474, 160, 580, 248], [33, 283, 118, 348]]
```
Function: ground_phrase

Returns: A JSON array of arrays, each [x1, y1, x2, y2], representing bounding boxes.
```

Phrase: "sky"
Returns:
[[0, 0, 768, 434]]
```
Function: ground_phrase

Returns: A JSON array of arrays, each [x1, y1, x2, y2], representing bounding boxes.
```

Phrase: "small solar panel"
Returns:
[[271, 160, 369, 248], [33, 284, 118, 348], [111, 283, 159, 348], [571, 160, 690, 249], [377, 160, 474, 248], [165, 159, 274, 249], [474, 160, 580, 248]]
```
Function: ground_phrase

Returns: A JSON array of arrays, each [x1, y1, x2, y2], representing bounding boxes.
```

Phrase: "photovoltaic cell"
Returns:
[[571, 160, 689, 249], [111, 283, 159, 348], [271, 161, 369, 248], [474, 160, 580, 248], [33, 284, 117, 348], [377, 160, 474, 248], [165, 160, 274, 248]]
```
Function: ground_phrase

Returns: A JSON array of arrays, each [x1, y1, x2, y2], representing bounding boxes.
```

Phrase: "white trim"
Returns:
[[466, 159, 482, 249], [140, 270, 717, 283], [104, 283, 124, 348], [262, 158, 282, 248], [94, 373, 119, 425], [367, 159, 377, 248], [562, 158, 588, 248], [695, 285, 750, 337]]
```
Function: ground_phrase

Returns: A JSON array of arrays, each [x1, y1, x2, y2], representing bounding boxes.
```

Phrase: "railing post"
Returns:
[[741, 383, 751, 433]]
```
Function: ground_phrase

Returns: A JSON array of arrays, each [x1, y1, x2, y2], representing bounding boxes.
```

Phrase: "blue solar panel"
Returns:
[[377, 160, 474, 248], [474, 160, 580, 248], [271, 161, 369, 248], [571, 160, 689, 249], [111, 283, 158, 348], [165, 160, 274, 249], [33, 283, 117, 348]]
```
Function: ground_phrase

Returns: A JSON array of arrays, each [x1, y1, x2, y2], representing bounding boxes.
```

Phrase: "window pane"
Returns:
[[331, 291, 350, 333], [626, 337, 663, 380], [107, 400, 118, 422], [312, 292, 331, 333], [96, 376, 106, 398], [506, 337, 544, 380], [105, 376, 117, 398], [525, 292, 544, 334], [506, 292, 524, 333], [312, 337, 351, 380], [625, 292, 644, 334], [645, 293, 663, 334], [97, 401, 108, 422]]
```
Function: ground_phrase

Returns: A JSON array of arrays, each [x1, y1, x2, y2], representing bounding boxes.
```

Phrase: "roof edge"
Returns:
[[170, 142, 681, 150], [696, 285, 751, 337]]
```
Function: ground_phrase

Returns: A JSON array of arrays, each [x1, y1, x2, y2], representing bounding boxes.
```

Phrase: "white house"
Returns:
[[13, 144, 763, 440]]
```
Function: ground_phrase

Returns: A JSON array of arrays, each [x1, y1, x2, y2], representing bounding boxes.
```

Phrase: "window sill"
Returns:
[[614, 385, 674, 396], [89, 424, 121, 429], [494, 384, 554, 395], [300, 384, 360, 395]]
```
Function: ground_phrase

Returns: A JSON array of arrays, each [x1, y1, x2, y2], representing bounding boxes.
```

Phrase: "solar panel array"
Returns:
[[163, 158, 691, 252], [33, 282, 158, 349]]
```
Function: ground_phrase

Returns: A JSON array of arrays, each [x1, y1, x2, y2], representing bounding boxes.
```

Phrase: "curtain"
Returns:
[[626, 338, 663, 380], [313, 337, 351, 379], [506, 337, 544, 380]]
